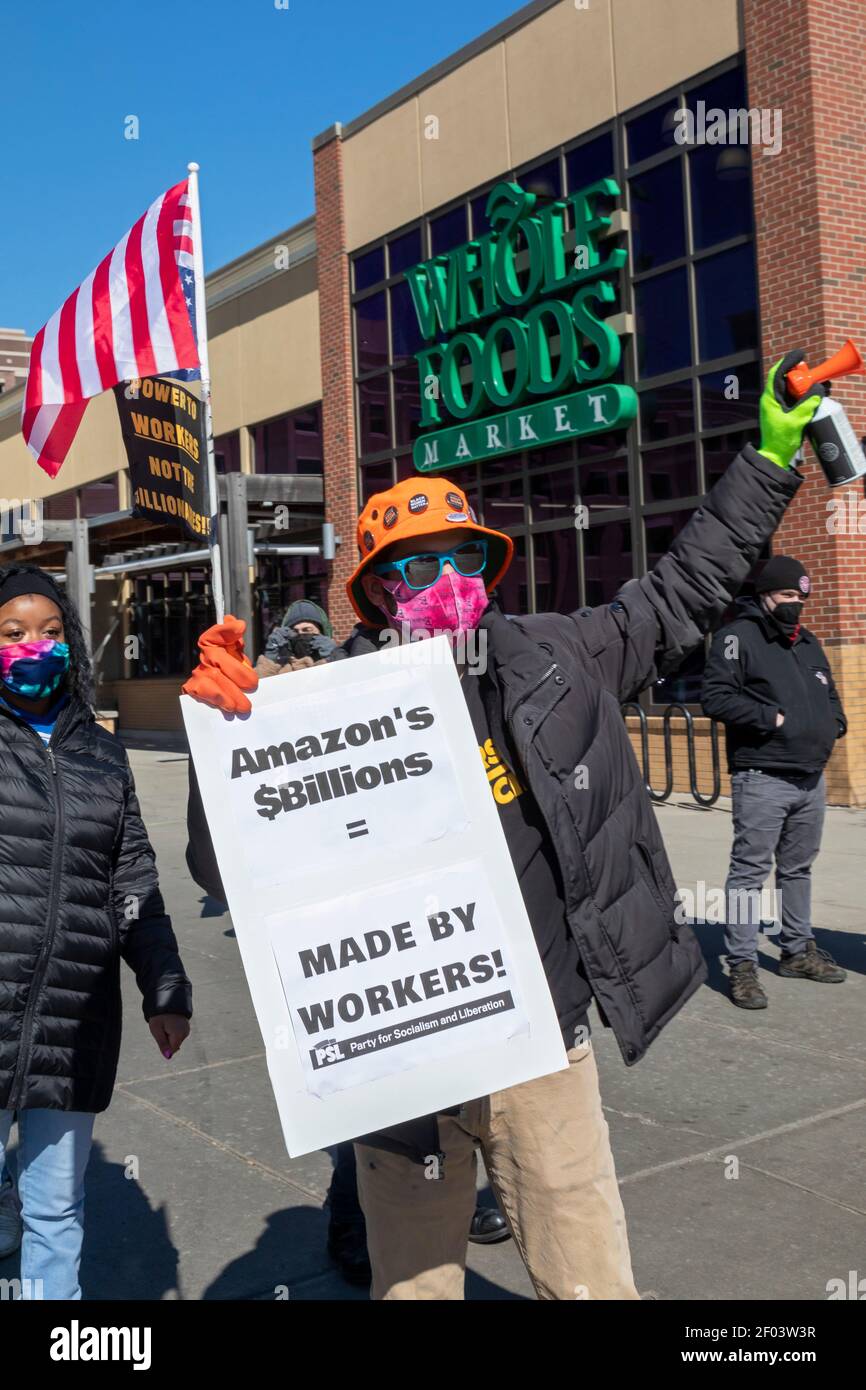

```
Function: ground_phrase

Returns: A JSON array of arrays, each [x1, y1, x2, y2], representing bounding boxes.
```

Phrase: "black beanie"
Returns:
[[754, 556, 811, 598]]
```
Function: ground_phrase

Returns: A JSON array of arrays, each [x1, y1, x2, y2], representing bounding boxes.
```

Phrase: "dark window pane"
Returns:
[[641, 443, 698, 502], [481, 477, 524, 529], [355, 292, 388, 373], [529, 465, 576, 523], [526, 441, 574, 471], [703, 427, 753, 489], [695, 243, 758, 361], [651, 643, 707, 706], [214, 431, 241, 474], [645, 508, 693, 568], [629, 159, 685, 273], [393, 364, 423, 446], [519, 157, 562, 201], [390, 279, 424, 360], [639, 381, 695, 441], [430, 205, 467, 256], [565, 132, 615, 192], [358, 374, 391, 456], [252, 408, 322, 475], [534, 528, 578, 614], [690, 142, 752, 251], [253, 416, 290, 474], [699, 362, 760, 430], [626, 99, 681, 166], [79, 476, 119, 517], [578, 449, 630, 508], [470, 190, 493, 238], [480, 454, 524, 479], [584, 521, 633, 606], [494, 534, 528, 615], [395, 453, 422, 483], [359, 459, 394, 504], [634, 266, 691, 378], [686, 65, 747, 117], [388, 227, 422, 277], [354, 246, 385, 292], [43, 490, 77, 520]]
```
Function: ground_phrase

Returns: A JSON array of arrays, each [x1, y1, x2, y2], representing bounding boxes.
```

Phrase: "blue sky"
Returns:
[[3, 0, 514, 334]]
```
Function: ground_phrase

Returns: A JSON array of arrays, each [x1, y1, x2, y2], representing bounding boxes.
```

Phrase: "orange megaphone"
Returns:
[[785, 339, 864, 399]]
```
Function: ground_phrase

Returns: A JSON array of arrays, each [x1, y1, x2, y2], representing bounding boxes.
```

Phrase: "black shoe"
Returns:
[[779, 939, 846, 982], [327, 1219, 372, 1287], [728, 960, 768, 1009], [468, 1204, 511, 1245]]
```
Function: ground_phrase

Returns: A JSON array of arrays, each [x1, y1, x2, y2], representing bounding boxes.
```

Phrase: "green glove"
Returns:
[[758, 350, 824, 470]]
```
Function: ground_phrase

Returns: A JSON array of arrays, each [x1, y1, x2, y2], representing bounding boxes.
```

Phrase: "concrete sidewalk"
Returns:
[[5, 751, 863, 1300]]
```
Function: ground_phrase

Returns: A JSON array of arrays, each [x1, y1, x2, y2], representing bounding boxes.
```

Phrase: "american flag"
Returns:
[[22, 177, 201, 478]]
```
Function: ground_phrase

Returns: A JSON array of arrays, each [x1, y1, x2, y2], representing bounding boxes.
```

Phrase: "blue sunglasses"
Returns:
[[372, 538, 489, 591]]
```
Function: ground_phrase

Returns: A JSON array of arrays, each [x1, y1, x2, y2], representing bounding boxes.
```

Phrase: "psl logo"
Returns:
[[313, 1039, 345, 1068]]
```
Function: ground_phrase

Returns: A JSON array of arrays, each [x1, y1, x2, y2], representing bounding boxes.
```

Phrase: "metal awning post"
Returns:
[[64, 519, 92, 652], [225, 472, 253, 639]]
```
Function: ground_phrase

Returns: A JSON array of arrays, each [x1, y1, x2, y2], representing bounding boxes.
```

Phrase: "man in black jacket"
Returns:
[[184, 355, 822, 1299], [701, 556, 847, 1009]]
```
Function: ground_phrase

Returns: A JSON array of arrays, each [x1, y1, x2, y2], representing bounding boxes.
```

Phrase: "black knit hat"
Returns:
[[754, 555, 811, 597]]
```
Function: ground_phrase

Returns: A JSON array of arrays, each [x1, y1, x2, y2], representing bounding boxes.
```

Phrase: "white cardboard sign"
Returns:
[[181, 637, 567, 1156]]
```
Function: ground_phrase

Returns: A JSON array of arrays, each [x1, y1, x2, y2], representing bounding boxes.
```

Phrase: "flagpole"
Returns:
[[186, 161, 226, 623]]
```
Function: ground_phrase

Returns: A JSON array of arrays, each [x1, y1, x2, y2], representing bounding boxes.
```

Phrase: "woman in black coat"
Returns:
[[0, 563, 192, 1299]]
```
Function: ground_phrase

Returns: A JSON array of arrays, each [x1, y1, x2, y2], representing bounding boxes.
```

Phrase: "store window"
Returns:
[[43, 476, 119, 520], [255, 553, 328, 653], [214, 431, 241, 474], [128, 570, 214, 677], [252, 404, 322, 474], [350, 56, 759, 698]]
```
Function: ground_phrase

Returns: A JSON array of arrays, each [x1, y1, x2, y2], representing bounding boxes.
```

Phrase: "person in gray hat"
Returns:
[[701, 555, 847, 1009], [256, 598, 344, 676]]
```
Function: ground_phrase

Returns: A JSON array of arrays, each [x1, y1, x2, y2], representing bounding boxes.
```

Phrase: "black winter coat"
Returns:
[[187, 446, 800, 1105], [0, 697, 192, 1114], [701, 597, 846, 775]]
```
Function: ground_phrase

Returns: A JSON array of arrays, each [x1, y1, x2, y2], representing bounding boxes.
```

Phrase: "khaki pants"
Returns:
[[355, 1043, 639, 1300]]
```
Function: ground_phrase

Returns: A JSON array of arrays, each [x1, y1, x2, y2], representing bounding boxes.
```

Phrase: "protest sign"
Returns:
[[114, 376, 210, 541], [182, 638, 567, 1155]]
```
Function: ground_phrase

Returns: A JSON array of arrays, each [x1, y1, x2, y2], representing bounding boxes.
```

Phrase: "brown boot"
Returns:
[[779, 939, 846, 982], [728, 960, 768, 1009]]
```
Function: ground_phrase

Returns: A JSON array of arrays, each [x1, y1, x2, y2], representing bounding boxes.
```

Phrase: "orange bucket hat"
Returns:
[[346, 476, 514, 627]]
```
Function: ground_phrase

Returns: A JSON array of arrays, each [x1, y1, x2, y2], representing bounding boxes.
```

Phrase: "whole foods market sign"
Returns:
[[405, 178, 637, 472]]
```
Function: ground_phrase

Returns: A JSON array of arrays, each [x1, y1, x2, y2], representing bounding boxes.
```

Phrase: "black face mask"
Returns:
[[766, 600, 803, 633]]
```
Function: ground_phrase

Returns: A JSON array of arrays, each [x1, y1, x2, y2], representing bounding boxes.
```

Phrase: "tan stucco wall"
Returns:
[[0, 263, 321, 500], [342, 0, 742, 251]]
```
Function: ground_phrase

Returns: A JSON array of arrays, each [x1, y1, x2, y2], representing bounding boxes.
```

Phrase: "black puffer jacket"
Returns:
[[187, 446, 800, 1108], [0, 697, 191, 1113], [701, 597, 846, 774]]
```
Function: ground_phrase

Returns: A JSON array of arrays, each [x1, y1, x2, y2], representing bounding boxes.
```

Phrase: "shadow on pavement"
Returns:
[[198, 894, 227, 919], [81, 1142, 180, 1300], [688, 917, 865, 999]]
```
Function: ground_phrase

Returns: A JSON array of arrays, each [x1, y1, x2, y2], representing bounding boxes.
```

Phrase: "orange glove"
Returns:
[[182, 615, 259, 715]]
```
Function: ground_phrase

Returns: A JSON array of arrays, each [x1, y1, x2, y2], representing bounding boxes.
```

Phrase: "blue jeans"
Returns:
[[0, 1109, 94, 1300]]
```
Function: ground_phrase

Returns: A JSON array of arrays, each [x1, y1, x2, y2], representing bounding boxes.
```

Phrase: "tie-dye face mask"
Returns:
[[377, 570, 489, 639], [0, 639, 70, 700]]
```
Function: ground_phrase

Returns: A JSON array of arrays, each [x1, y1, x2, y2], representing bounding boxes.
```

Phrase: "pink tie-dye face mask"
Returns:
[[377, 570, 489, 640]]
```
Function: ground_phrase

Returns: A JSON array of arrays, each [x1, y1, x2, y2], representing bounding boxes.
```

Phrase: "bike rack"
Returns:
[[621, 702, 721, 807]]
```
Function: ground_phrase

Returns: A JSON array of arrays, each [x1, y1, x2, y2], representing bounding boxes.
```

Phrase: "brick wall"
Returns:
[[744, 0, 866, 804], [313, 131, 360, 641]]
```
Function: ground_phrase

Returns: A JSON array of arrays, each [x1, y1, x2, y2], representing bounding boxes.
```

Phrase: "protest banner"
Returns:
[[182, 637, 567, 1155], [114, 375, 210, 542]]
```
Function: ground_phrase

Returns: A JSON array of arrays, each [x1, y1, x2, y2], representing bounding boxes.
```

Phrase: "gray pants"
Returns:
[[725, 769, 826, 965]]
